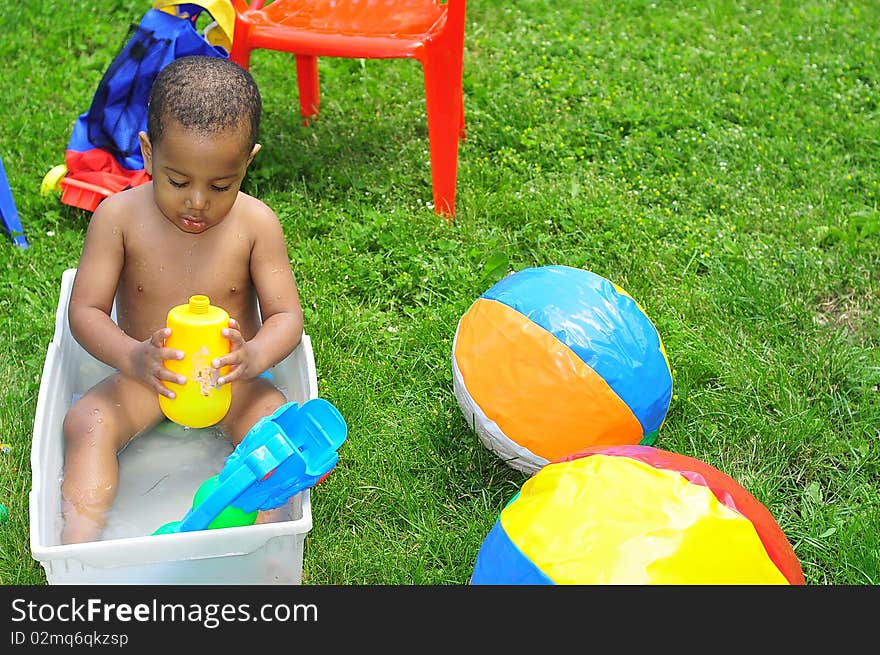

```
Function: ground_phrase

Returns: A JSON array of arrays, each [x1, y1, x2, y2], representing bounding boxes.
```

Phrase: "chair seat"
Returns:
[[248, 0, 448, 58]]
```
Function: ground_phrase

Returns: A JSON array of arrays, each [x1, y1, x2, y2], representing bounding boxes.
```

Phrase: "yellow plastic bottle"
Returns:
[[159, 295, 232, 428]]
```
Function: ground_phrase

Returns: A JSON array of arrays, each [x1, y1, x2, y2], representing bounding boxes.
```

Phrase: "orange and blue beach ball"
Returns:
[[470, 445, 805, 585], [452, 265, 673, 473]]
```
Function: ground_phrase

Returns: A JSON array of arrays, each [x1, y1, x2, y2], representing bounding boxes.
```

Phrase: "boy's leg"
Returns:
[[221, 377, 287, 445], [221, 378, 288, 524], [61, 374, 163, 544]]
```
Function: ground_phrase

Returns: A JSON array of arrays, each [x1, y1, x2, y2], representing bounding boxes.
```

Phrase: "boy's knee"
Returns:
[[240, 378, 285, 409], [63, 401, 118, 449], [224, 380, 287, 442], [256, 386, 286, 414]]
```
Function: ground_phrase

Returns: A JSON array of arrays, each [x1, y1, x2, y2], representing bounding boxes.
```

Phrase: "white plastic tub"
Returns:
[[30, 268, 316, 585]]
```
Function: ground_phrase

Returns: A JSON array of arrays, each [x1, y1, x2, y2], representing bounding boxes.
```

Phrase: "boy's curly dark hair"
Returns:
[[147, 55, 261, 152]]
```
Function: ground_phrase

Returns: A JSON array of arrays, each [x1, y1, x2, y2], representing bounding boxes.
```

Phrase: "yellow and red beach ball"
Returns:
[[452, 265, 673, 473], [470, 445, 805, 585]]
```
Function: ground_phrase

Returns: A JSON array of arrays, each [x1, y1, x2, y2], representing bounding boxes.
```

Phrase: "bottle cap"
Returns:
[[189, 295, 210, 314]]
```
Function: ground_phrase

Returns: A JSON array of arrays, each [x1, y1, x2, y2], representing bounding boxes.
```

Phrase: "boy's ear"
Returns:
[[246, 143, 262, 167], [139, 131, 153, 175]]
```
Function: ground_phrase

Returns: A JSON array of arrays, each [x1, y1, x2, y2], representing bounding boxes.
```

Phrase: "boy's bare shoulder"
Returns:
[[235, 191, 284, 232], [88, 184, 152, 231], [236, 191, 278, 218]]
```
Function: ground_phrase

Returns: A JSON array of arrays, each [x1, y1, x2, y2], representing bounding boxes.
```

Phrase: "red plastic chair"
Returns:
[[228, 0, 466, 220]]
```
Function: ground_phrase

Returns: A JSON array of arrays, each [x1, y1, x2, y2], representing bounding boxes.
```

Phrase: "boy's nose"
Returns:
[[188, 191, 207, 210]]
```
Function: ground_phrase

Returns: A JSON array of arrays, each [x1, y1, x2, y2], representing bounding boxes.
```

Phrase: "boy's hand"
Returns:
[[130, 327, 186, 398], [213, 318, 253, 385]]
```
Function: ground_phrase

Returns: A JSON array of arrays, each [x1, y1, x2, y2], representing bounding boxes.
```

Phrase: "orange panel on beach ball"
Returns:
[[452, 265, 672, 474], [454, 297, 643, 461]]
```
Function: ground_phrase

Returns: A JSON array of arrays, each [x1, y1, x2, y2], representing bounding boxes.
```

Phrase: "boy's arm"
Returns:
[[68, 201, 139, 372], [219, 202, 304, 381], [68, 200, 184, 396]]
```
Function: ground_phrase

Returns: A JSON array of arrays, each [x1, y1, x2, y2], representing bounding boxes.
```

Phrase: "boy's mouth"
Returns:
[[180, 215, 207, 230]]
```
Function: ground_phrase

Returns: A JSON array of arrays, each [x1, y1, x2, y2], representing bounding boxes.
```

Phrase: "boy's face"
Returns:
[[139, 120, 260, 234]]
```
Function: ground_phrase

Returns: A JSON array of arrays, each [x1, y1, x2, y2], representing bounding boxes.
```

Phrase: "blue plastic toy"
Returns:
[[154, 398, 347, 534], [0, 154, 28, 248]]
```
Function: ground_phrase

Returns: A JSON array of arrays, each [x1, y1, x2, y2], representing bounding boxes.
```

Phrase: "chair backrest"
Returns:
[[231, 0, 465, 17], [230, 0, 265, 11]]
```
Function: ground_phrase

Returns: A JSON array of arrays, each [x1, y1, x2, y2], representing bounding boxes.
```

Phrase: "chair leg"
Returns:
[[229, 19, 252, 69], [460, 95, 466, 141], [0, 154, 27, 248], [295, 55, 320, 126], [422, 52, 464, 221]]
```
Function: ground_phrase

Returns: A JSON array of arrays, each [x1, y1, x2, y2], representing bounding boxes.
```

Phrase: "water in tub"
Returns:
[[63, 357, 292, 541]]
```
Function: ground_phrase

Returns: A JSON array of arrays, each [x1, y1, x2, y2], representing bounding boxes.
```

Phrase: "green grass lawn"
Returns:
[[1, 0, 878, 585]]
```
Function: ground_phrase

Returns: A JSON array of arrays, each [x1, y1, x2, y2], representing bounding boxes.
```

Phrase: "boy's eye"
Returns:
[[166, 177, 231, 191]]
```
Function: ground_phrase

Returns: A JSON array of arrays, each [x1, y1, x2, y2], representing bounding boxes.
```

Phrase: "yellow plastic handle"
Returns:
[[40, 164, 68, 195], [152, 0, 235, 52]]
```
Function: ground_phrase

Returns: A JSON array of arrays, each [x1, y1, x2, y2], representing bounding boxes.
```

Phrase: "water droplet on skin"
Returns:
[[87, 427, 94, 433], [92, 409, 99, 415], [230, 286, 237, 293], [97, 418, 103, 423], [137, 284, 144, 292]]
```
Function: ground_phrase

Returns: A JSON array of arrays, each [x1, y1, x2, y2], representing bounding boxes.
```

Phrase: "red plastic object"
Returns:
[[59, 177, 113, 213], [229, 0, 467, 220], [61, 148, 153, 213]]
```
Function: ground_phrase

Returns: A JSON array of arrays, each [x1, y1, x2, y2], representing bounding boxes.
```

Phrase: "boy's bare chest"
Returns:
[[116, 229, 257, 337]]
